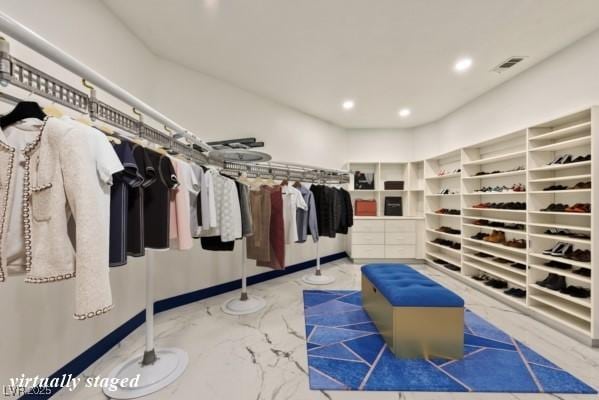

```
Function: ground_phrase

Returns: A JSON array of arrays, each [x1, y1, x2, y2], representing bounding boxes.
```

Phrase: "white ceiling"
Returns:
[[103, 0, 599, 128]]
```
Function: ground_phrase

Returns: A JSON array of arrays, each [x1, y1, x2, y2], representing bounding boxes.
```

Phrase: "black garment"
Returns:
[[336, 188, 354, 234], [127, 144, 156, 256], [195, 165, 207, 229], [201, 236, 235, 251], [310, 185, 343, 238], [143, 150, 178, 249], [109, 141, 143, 267]]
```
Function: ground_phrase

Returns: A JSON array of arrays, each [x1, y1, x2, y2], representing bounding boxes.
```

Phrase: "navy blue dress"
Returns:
[[109, 141, 143, 267]]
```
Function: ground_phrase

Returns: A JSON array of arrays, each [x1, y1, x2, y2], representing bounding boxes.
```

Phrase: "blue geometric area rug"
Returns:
[[303, 290, 596, 394]]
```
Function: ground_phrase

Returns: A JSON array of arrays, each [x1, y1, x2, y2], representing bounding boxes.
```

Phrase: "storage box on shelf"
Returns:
[[420, 107, 598, 346], [347, 161, 425, 262]]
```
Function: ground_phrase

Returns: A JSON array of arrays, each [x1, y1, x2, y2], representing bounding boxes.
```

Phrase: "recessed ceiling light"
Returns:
[[398, 108, 411, 118], [342, 100, 355, 110], [454, 57, 473, 73]]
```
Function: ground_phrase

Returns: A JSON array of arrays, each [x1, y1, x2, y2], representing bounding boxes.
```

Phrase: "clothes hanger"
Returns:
[[42, 102, 64, 118], [0, 101, 47, 128]]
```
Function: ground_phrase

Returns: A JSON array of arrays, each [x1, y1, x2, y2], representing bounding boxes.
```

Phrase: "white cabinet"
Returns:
[[349, 217, 422, 260], [353, 220, 385, 233]]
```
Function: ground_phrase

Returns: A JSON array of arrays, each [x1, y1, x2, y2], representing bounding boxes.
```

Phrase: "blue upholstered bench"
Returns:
[[361, 263, 464, 359]]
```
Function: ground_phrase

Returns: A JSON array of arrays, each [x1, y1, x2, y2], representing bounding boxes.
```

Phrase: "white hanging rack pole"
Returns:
[[221, 237, 266, 315]]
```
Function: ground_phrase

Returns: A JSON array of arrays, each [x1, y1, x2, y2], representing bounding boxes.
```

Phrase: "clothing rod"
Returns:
[[0, 11, 210, 151]]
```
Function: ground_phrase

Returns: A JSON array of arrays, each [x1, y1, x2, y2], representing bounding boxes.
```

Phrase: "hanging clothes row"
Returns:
[[0, 102, 350, 321]]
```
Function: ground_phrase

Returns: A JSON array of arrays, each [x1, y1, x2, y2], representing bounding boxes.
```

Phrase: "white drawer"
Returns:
[[385, 220, 416, 233], [385, 232, 416, 245], [352, 245, 385, 259], [385, 245, 416, 258], [352, 232, 385, 245], [353, 220, 385, 233]]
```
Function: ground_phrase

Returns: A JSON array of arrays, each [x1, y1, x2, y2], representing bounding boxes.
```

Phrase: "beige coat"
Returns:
[[0, 117, 113, 320]]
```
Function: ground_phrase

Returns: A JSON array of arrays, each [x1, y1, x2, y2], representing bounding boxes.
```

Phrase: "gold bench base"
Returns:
[[362, 275, 464, 360]]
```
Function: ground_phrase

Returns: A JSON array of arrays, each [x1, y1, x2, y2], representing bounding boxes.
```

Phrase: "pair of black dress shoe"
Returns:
[[484, 279, 508, 289], [536, 273, 566, 291], [504, 288, 526, 298]]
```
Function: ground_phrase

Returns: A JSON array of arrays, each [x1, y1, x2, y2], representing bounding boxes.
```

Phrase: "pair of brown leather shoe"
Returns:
[[483, 230, 505, 243], [505, 239, 526, 249]]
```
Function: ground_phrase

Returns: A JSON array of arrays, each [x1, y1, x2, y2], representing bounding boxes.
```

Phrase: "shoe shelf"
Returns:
[[425, 249, 461, 265], [530, 284, 591, 308], [529, 293, 591, 323], [529, 189, 591, 194], [463, 207, 527, 214], [463, 244, 525, 265], [529, 211, 590, 217], [529, 160, 591, 173], [529, 121, 591, 143], [462, 170, 526, 180], [529, 233, 590, 246], [529, 136, 591, 153], [529, 303, 591, 336], [426, 241, 462, 256], [463, 215, 527, 226], [466, 275, 527, 306], [463, 223, 526, 235], [425, 172, 461, 180], [464, 252, 527, 277], [425, 212, 461, 219], [529, 221, 591, 232], [426, 193, 461, 198], [463, 237, 527, 256], [463, 191, 526, 196], [530, 264, 591, 285], [426, 228, 461, 240], [528, 174, 592, 184], [529, 253, 591, 270], [463, 261, 526, 288], [462, 150, 526, 167], [426, 256, 462, 277]]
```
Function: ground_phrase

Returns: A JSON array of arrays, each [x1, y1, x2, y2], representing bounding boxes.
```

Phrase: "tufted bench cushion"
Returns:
[[361, 263, 464, 307]]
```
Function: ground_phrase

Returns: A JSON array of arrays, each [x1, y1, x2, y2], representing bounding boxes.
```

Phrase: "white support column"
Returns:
[[222, 238, 267, 315], [104, 250, 188, 399], [303, 240, 335, 285]]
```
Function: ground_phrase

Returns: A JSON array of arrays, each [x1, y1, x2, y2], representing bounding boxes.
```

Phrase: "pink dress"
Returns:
[[169, 158, 193, 250]]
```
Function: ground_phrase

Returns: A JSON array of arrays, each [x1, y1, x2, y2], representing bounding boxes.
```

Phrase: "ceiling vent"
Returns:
[[492, 56, 526, 73]]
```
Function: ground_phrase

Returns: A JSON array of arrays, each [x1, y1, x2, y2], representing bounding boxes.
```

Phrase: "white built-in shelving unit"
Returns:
[[347, 161, 424, 218], [345, 108, 597, 346], [347, 161, 425, 262], [423, 149, 463, 273], [420, 107, 597, 346]]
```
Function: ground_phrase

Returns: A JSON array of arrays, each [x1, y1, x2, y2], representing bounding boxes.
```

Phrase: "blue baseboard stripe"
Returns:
[[22, 251, 347, 399]]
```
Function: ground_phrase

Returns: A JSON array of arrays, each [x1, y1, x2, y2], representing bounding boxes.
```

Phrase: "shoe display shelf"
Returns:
[[527, 109, 594, 338], [424, 150, 463, 272], [419, 107, 598, 346], [459, 131, 529, 304]]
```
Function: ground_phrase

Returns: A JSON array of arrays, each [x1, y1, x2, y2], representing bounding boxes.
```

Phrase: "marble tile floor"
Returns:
[[55, 259, 599, 400]]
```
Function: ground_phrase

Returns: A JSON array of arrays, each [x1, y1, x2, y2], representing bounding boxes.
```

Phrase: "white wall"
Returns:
[[345, 128, 413, 163], [0, 0, 347, 386], [347, 27, 599, 162], [411, 27, 599, 160]]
